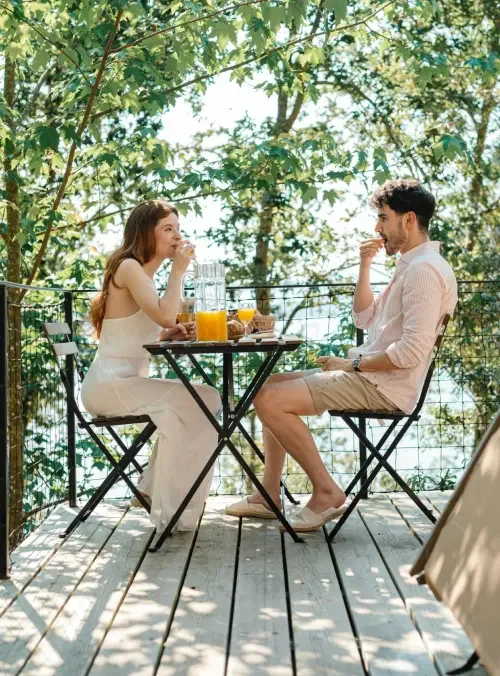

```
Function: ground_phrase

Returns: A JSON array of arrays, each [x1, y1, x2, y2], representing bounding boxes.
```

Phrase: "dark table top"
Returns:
[[143, 335, 302, 356]]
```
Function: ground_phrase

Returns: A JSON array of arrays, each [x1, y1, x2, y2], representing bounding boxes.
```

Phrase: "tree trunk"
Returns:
[[467, 91, 495, 252], [3, 56, 24, 547], [253, 92, 293, 313]]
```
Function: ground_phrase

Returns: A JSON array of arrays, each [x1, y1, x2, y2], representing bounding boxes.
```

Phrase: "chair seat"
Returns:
[[328, 409, 412, 420], [89, 414, 153, 427]]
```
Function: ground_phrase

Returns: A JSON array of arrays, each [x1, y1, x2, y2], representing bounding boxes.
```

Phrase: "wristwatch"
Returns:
[[352, 354, 362, 372]]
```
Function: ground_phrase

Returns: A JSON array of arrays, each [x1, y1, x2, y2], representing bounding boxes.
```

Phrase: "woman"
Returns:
[[81, 200, 221, 531]]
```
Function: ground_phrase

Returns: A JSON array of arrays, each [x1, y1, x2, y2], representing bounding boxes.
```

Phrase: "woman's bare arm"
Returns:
[[116, 243, 193, 328]]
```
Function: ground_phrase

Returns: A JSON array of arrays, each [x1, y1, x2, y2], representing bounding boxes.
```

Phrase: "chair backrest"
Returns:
[[43, 323, 83, 418], [412, 313, 451, 416]]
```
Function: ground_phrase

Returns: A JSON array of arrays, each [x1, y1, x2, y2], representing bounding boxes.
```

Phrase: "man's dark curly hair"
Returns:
[[370, 179, 436, 231]]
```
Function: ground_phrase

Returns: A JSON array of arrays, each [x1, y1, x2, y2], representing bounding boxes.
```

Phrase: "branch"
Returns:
[[280, 1, 324, 134], [92, 0, 397, 123], [110, 0, 278, 54], [20, 10, 123, 298], [281, 90, 304, 133]]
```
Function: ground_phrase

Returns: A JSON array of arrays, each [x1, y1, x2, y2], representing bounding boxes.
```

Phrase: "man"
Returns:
[[226, 179, 458, 531]]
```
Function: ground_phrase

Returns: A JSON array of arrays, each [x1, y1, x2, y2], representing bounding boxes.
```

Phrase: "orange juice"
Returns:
[[237, 307, 256, 323], [196, 310, 228, 341]]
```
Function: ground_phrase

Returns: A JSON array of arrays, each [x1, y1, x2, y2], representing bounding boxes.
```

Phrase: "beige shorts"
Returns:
[[303, 369, 397, 415]]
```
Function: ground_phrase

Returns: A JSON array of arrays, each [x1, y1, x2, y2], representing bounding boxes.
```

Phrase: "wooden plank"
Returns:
[[422, 491, 453, 514], [358, 496, 485, 676], [389, 494, 437, 542], [0, 505, 78, 617], [284, 529, 363, 675], [0, 503, 123, 675], [156, 496, 239, 676], [43, 322, 71, 335], [227, 519, 292, 676], [327, 509, 439, 675], [88, 514, 200, 675], [53, 341, 79, 356], [20, 510, 154, 676]]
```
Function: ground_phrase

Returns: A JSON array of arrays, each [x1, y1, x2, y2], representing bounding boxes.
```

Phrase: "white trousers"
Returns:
[[81, 356, 221, 530]]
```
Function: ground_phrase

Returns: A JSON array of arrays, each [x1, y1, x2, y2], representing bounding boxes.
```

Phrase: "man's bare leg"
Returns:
[[253, 376, 345, 513], [247, 426, 286, 508], [247, 371, 310, 510]]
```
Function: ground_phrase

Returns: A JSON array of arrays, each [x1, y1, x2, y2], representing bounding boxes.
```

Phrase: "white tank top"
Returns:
[[97, 309, 160, 359]]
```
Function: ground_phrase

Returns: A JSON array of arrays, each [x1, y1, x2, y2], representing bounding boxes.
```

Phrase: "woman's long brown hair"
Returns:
[[90, 200, 179, 338]]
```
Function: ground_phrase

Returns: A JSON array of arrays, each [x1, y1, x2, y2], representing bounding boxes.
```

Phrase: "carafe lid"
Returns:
[[194, 261, 225, 278]]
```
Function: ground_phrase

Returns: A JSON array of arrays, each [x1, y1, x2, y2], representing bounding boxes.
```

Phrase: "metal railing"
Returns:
[[1, 279, 499, 578]]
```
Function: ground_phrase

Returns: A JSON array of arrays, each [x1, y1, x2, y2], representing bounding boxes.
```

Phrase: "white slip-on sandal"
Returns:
[[282, 503, 347, 532], [225, 497, 279, 519]]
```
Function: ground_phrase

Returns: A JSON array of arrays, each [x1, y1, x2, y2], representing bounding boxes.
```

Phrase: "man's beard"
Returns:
[[384, 220, 407, 256]]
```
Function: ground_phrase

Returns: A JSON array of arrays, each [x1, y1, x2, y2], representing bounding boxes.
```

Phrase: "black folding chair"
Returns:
[[327, 314, 451, 543], [43, 322, 157, 537]]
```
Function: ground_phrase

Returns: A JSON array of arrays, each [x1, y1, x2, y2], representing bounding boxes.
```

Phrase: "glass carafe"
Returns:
[[182, 261, 227, 341]]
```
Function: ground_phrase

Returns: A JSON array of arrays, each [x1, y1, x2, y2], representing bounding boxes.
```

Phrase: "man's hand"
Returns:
[[359, 238, 384, 266], [316, 356, 353, 372], [159, 322, 196, 342]]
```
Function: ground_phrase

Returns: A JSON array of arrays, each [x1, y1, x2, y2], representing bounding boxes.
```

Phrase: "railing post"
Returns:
[[64, 292, 77, 507], [0, 285, 10, 578], [356, 327, 368, 499]]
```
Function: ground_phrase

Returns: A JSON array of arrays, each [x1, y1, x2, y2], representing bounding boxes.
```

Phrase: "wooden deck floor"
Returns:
[[0, 492, 485, 676]]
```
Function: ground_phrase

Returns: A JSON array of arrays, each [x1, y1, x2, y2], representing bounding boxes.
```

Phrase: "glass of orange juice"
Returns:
[[237, 301, 256, 338]]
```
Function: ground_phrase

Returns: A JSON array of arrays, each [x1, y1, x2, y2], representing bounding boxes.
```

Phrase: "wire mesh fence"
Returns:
[[1, 279, 499, 570], [2, 284, 69, 552]]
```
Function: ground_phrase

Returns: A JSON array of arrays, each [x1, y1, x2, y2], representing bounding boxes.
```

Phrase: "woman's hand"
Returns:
[[171, 240, 196, 276], [159, 322, 196, 342], [316, 356, 352, 372]]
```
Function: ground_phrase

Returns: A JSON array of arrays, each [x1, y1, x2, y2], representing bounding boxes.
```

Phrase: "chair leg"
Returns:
[[61, 423, 156, 537], [342, 419, 398, 497], [328, 418, 436, 543]]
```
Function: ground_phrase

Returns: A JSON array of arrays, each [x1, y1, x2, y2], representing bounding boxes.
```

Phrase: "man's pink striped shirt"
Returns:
[[347, 241, 457, 413]]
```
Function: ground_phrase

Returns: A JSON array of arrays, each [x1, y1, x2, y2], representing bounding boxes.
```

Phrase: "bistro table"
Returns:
[[143, 335, 305, 551]]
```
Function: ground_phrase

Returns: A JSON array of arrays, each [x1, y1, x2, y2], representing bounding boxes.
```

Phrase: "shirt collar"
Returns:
[[399, 240, 440, 265]]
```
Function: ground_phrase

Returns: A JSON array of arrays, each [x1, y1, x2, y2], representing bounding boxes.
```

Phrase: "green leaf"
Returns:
[[262, 5, 286, 32], [212, 19, 238, 49], [32, 50, 51, 71], [326, 0, 348, 22], [323, 190, 337, 206], [299, 46, 324, 67], [77, 45, 92, 68], [433, 141, 444, 161], [64, 47, 80, 66], [37, 126, 60, 151], [417, 65, 434, 88], [287, 0, 308, 27]]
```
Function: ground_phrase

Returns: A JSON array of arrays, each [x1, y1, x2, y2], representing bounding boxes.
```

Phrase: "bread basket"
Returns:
[[249, 314, 276, 334]]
